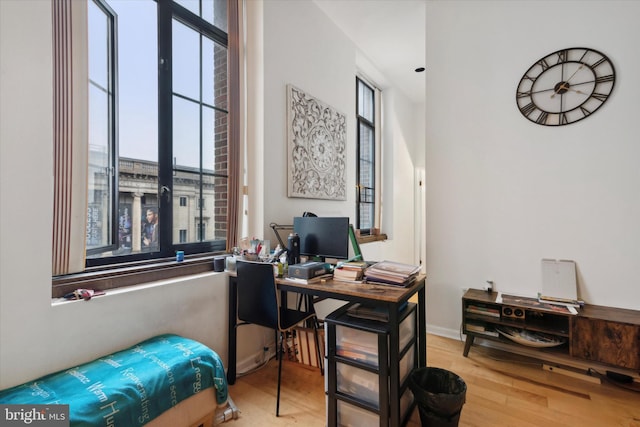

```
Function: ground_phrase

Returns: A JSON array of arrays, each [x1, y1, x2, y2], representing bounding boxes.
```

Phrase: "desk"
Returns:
[[227, 273, 426, 385]]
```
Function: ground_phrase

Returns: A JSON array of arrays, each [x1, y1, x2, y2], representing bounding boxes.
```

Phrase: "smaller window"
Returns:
[[356, 77, 379, 235], [179, 229, 187, 243], [180, 196, 187, 206]]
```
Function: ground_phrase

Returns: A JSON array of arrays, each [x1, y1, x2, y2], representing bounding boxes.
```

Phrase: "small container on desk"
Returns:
[[225, 255, 237, 272]]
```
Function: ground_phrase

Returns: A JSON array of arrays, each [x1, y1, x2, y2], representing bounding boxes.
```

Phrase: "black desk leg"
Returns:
[[418, 287, 426, 367], [388, 302, 399, 427], [227, 276, 238, 385]]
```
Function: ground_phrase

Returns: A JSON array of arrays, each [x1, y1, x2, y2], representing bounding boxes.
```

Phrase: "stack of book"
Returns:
[[465, 321, 499, 337], [364, 260, 421, 287], [333, 261, 367, 282], [465, 304, 500, 318]]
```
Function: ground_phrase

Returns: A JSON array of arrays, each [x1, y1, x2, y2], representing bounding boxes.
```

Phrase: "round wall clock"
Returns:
[[516, 47, 615, 126]]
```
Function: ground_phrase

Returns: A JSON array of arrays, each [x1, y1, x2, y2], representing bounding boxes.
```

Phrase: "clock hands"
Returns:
[[551, 63, 585, 98], [565, 86, 585, 95], [530, 86, 585, 96], [562, 63, 585, 86], [553, 84, 586, 96]]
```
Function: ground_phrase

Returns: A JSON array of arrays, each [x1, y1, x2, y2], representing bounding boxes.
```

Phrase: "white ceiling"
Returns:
[[313, 0, 426, 106]]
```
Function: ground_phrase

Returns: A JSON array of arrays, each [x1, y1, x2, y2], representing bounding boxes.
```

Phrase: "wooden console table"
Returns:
[[462, 289, 640, 372]]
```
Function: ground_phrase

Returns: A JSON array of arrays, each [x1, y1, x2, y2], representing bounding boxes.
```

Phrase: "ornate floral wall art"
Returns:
[[287, 85, 346, 200]]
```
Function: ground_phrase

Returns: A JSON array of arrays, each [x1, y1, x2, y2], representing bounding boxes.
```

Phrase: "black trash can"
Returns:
[[408, 367, 467, 427]]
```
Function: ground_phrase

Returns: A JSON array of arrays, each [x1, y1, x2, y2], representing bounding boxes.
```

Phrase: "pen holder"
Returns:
[[225, 255, 237, 272]]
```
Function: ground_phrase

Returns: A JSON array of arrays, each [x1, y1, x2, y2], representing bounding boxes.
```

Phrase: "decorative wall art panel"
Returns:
[[287, 85, 346, 200]]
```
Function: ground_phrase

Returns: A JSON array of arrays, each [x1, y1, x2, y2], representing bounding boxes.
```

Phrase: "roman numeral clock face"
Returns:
[[516, 47, 615, 126]]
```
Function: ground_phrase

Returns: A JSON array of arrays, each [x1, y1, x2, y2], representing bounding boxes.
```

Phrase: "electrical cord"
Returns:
[[587, 368, 640, 393], [236, 354, 273, 378]]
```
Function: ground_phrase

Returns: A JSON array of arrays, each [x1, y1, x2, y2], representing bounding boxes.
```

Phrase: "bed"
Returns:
[[0, 334, 236, 426]]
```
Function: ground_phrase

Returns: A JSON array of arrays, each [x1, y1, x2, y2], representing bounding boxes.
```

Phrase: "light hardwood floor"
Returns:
[[227, 334, 640, 427]]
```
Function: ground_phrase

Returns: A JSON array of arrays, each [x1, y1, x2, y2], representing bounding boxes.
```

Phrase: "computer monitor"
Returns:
[[293, 216, 350, 261]]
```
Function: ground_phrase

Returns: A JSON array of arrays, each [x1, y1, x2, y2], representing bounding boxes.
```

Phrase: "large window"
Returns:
[[356, 77, 378, 235], [86, 0, 230, 266]]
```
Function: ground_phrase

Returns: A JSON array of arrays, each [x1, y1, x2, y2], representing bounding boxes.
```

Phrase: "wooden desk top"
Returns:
[[229, 271, 426, 304], [278, 275, 425, 303]]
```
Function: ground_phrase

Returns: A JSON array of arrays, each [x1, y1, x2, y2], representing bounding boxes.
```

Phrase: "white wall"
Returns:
[[251, 1, 422, 262], [262, 0, 355, 224], [0, 0, 424, 387], [425, 0, 640, 337]]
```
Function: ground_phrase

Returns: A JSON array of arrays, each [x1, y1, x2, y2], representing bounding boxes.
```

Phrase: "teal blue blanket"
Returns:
[[0, 334, 228, 426]]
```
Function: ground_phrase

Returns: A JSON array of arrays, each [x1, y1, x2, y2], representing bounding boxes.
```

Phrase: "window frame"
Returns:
[[84, 0, 229, 267], [355, 76, 383, 239], [86, 0, 119, 257], [52, 0, 239, 297]]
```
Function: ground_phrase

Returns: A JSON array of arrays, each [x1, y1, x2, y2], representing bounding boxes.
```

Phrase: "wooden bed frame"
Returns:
[[147, 388, 238, 427]]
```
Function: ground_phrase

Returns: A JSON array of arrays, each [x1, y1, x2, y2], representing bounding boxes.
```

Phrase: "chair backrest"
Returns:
[[236, 260, 279, 330]]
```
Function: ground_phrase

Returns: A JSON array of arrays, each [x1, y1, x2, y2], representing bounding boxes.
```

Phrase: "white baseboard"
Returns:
[[426, 324, 462, 342], [236, 345, 276, 375]]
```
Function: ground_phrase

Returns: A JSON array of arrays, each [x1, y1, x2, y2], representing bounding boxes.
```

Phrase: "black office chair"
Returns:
[[236, 260, 323, 416]]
